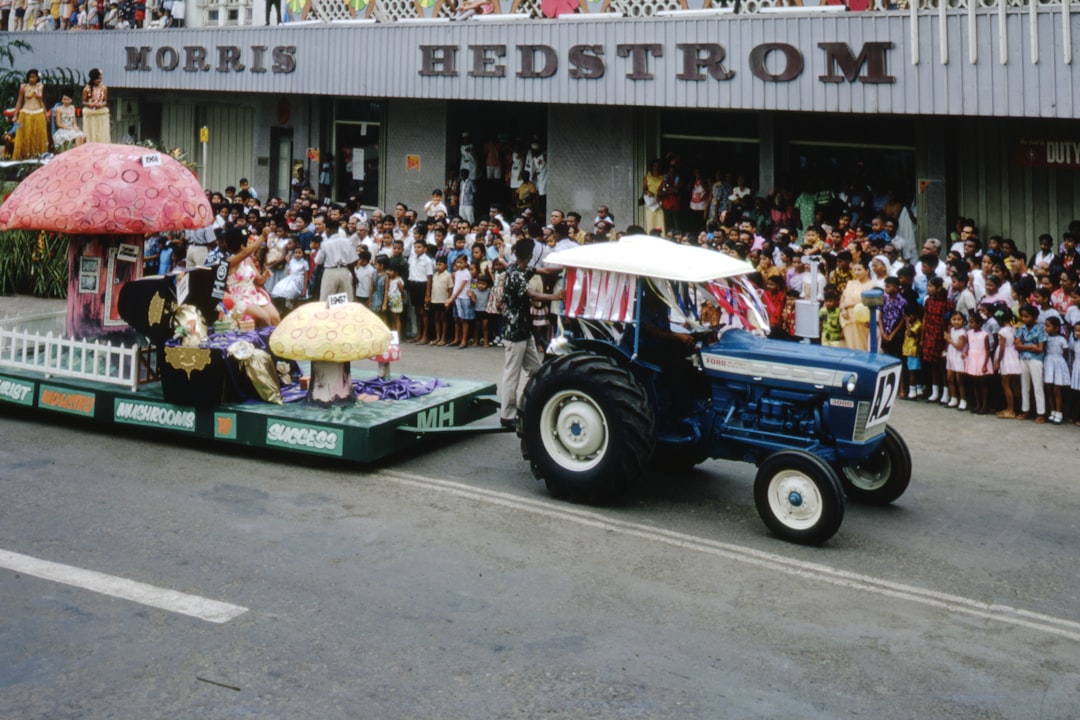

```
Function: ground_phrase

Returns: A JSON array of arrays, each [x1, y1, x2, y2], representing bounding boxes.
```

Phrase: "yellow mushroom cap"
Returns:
[[269, 302, 392, 362]]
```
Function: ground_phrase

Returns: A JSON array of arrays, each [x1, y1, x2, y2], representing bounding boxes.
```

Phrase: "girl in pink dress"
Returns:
[[994, 306, 1021, 418], [964, 312, 992, 414], [944, 311, 968, 410]]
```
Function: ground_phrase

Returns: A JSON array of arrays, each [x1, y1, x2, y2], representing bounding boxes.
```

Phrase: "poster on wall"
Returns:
[[352, 148, 365, 181], [406, 154, 420, 174], [116, 243, 140, 263]]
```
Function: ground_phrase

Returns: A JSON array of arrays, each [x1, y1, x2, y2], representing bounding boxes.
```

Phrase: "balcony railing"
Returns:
[[4, 0, 1076, 64]]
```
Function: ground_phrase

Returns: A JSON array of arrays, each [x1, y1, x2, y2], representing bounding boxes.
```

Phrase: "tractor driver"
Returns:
[[628, 283, 708, 424], [631, 283, 697, 365]]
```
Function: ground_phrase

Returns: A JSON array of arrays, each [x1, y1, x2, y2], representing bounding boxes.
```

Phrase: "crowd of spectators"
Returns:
[[151, 174, 609, 351], [0, 0, 184, 31], [652, 161, 1080, 427], [155, 166, 1080, 427]]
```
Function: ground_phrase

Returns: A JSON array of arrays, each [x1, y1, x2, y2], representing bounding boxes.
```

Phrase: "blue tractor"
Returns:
[[518, 236, 910, 545]]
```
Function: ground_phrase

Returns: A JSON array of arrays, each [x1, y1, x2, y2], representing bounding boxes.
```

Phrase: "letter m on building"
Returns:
[[818, 42, 894, 84], [125, 47, 152, 71]]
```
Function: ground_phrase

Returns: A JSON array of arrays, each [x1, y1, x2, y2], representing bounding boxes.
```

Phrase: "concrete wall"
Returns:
[[383, 99, 447, 214], [546, 104, 639, 235], [953, 118, 1080, 256]]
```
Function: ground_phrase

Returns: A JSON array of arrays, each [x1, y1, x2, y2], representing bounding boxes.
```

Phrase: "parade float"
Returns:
[[0, 144, 499, 462]]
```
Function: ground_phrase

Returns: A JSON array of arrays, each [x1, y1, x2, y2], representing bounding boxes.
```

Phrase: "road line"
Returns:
[[380, 469, 1080, 643], [0, 549, 249, 624]]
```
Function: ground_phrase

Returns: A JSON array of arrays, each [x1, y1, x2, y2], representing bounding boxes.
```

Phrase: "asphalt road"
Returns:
[[2, 297, 1079, 718]]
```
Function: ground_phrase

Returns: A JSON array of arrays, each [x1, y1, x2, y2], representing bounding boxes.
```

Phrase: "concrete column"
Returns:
[[758, 113, 775, 196], [915, 119, 947, 246]]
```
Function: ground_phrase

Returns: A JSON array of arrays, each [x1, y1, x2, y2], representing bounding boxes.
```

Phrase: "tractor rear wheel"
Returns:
[[520, 353, 654, 504]]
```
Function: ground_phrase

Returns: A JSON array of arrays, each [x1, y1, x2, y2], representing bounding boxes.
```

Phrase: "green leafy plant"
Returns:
[[0, 229, 68, 298]]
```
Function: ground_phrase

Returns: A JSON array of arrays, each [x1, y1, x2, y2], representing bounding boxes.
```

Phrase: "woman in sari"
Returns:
[[840, 261, 875, 351]]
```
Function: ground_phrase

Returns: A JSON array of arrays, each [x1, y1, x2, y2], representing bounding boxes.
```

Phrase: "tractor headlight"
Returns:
[[844, 373, 858, 393]]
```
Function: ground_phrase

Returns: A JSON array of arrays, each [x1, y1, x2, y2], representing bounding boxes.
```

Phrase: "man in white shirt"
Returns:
[[314, 216, 358, 301], [1032, 233, 1056, 271], [407, 239, 435, 343]]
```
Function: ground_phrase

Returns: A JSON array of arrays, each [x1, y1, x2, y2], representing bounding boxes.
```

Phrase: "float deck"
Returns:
[[0, 366, 501, 463]]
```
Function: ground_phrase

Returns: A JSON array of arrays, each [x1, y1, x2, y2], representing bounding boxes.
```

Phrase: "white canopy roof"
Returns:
[[544, 235, 754, 283]]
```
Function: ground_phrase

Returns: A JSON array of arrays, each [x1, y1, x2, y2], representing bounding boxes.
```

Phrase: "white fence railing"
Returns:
[[0, 326, 157, 392]]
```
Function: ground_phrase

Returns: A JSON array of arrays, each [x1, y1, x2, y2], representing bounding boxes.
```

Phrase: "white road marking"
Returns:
[[0, 549, 248, 624], [381, 469, 1080, 643]]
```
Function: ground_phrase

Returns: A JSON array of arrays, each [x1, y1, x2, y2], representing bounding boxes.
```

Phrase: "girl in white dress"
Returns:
[[1070, 321, 1080, 426], [52, 95, 85, 150], [270, 246, 309, 306], [1042, 316, 1069, 424]]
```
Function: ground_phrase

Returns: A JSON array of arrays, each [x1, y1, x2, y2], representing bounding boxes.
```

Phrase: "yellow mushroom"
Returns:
[[270, 302, 391, 405]]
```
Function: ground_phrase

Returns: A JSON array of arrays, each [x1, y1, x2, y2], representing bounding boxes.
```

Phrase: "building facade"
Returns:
[[13, 2, 1080, 250]]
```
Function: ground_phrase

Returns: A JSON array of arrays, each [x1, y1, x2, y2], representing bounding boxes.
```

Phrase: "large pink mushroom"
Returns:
[[0, 143, 213, 339]]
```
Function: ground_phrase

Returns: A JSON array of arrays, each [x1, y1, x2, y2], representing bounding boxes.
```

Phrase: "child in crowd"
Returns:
[[447, 234, 469, 268], [964, 312, 992, 414], [1014, 303, 1047, 423], [445, 255, 474, 349], [901, 303, 922, 399], [944, 310, 968, 410], [1065, 287, 1080, 334], [353, 249, 374, 306], [370, 256, 388, 325], [473, 274, 492, 347], [1070, 321, 1080, 426], [993, 306, 1021, 418], [819, 289, 843, 347], [922, 276, 952, 403], [1043, 315, 1069, 424], [271, 246, 309, 309], [486, 255, 508, 346], [879, 276, 906, 359], [384, 265, 405, 336], [430, 257, 453, 346]]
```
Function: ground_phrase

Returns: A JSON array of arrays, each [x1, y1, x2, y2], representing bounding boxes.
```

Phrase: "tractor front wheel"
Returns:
[[754, 450, 845, 545], [834, 426, 912, 505]]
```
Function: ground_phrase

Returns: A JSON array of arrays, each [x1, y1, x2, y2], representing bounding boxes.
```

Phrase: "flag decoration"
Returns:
[[563, 268, 637, 323]]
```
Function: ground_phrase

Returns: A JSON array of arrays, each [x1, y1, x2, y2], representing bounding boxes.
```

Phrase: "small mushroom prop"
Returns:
[[269, 302, 391, 405]]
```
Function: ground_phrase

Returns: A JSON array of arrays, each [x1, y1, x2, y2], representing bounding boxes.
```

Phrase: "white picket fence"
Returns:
[[0, 324, 157, 392]]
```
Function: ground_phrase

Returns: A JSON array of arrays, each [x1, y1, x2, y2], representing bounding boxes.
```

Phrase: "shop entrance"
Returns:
[[654, 109, 917, 236], [777, 113, 916, 232], [445, 101, 548, 220], [657, 109, 761, 235], [332, 99, 382, 207]]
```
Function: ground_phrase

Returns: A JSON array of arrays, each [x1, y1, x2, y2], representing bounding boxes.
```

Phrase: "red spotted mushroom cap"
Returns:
[[0, 143, 213, 234]]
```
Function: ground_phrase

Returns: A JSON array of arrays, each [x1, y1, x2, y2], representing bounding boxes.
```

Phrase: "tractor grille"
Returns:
[[851, 400, 886, 443]]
